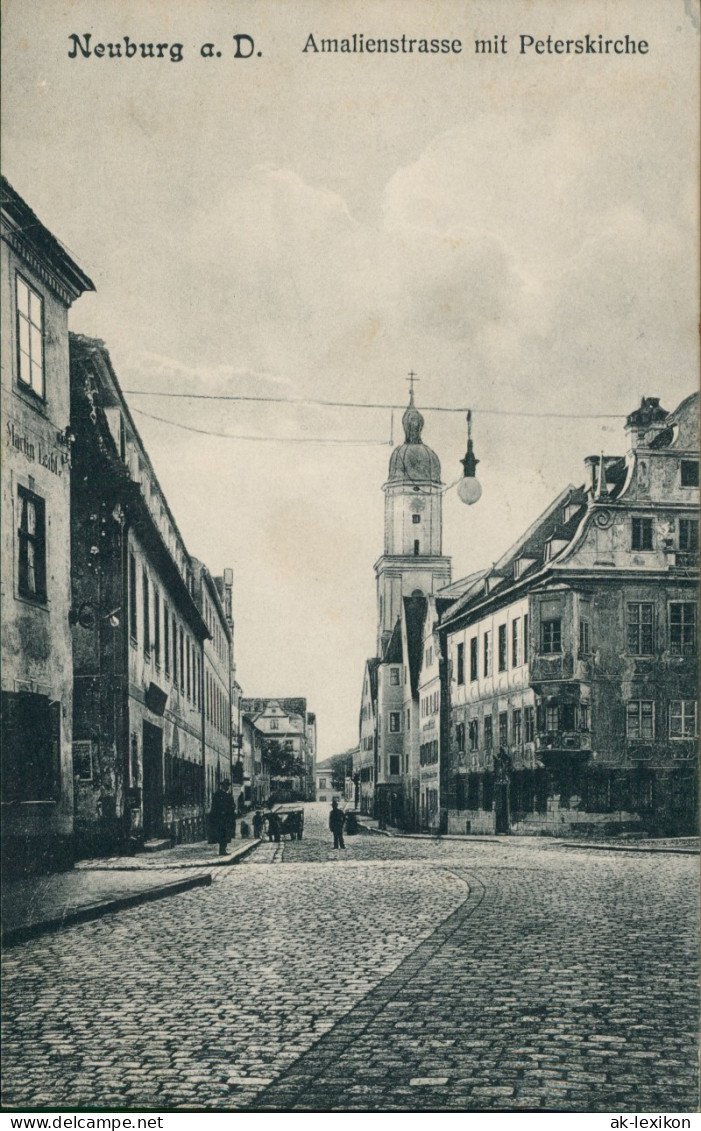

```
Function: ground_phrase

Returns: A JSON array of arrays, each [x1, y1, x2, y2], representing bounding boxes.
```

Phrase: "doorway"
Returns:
[[142, 721, 164, 839], [495, 781, 510, 834]]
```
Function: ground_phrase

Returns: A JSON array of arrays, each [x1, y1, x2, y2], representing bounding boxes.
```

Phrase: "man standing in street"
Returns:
[[329, 799, 346, 850], [210, 779, 236, 856]]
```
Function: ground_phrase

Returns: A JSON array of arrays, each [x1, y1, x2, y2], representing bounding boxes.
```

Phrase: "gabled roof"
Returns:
[[403, 593, 428, 697], [364, 657, 380, 702], [382, 619, 403, 664], [441, 483, 587, 630], [1, 176, 95, 302]]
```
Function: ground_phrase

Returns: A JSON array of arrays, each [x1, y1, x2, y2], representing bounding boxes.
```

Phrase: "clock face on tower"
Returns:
[[410, 498, 426, 513]]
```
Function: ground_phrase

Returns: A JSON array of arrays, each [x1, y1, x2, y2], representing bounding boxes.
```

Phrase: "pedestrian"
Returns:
[[209, 779, 236, 856], [268, 810, 281, 843], [329, 798, 346, 850], [252, 810, 264, 839]]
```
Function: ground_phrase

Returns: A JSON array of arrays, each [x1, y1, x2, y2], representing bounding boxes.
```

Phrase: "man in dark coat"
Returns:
[[329, 799, 346, 849], [210, 780, 236, 855]]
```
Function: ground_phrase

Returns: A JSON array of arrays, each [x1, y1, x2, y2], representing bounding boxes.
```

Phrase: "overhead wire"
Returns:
[[132, 407, 391, 445], [123, 388, 624, 420]]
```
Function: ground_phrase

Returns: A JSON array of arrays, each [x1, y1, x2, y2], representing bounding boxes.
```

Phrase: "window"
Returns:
[[524, 706, 535, 743], [679, 519, 699, 552], [179, 626, 185, 692], [270, 718, 279, 730], [457, 642, 465, 685], [579, 620, 590, 655], [669, 700, 697, 739], [499, 712, 508, 746], [523, 615, 529, 663], [580, 704, 590, 732], [469, 719, 479, 751], [16, 275, 44, 397], [512, 618, 521, 667], [498, 625, 507, 672], [632, 517, 653, 551], [1, 691, 60, 802], [389, 755, 400, 775], [186, 637, 191, 700], [681, 460, 699, 488], [541, 619, 562, 654], [483, 631, 491, 677], [154, 588, 161, 667], [142, 570, 150, 656], [561, 704, 577, 731], [17, 487, 46, 601], [627, 603, 654, 655], [412, 513, 421, 524], [425, 646, 433, 669], [456, 723, 465, 752], [172, 616, 178, 685], [390, 666, 400, 685], [129, 554, 138, 640], [512, 708, 522, 745], [484, 716, 493, 750], [470, 637, 478, 682], [626, 700, 654, 740], [545, 704, 559, 732], [389, 712, 401, 733], [163, 603, 170, 675], [670, 602, 696, 655]]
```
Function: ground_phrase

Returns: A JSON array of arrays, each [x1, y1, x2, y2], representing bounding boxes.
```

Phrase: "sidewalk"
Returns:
[[74, 836, 261, 871], [356, 818, 699, 855], [1, 838, 261, 948]]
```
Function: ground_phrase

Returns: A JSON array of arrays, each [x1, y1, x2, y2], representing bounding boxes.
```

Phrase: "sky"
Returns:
[[2, 0, 699, 758]]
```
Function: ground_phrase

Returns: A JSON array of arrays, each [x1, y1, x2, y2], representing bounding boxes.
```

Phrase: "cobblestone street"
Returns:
[[1, 804, 697, 1112]]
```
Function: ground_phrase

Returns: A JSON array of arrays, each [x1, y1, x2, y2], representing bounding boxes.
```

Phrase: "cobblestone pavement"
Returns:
[[1, 803, 697, 1112]]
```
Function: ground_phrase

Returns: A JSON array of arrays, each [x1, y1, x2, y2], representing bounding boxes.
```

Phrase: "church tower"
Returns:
[[374, 385, 452, 652]]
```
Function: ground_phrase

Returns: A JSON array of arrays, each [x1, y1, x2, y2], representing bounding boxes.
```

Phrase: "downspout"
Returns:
[[120, 510, 132, 852]]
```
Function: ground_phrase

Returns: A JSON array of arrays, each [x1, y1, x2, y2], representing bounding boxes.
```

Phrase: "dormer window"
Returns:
[[514, 557, 536, 580], [563, 502, 582, 524]]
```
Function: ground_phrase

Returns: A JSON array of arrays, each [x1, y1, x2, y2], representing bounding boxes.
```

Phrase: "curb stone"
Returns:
[[1, 872, 212, 948]]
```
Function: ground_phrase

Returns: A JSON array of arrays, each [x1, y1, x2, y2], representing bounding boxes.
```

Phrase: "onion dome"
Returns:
[[387, 390, 441, 484]]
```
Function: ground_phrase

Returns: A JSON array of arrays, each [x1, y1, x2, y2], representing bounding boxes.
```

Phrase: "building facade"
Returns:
[[241, 697, 316, 803], [193, 561, 233, 815], [70, 336, 211, 855], [441, 395, 699, 837], [355, 658, 379, 815], [1, 178, 94, 875]]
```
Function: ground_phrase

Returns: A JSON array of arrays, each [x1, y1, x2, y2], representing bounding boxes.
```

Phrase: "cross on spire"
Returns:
[[407, 371, 419, 404]]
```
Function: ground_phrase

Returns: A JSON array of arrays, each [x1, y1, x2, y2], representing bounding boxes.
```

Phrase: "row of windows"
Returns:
[[632, 515, 699, 551], [420, 690, 440, 717], [456, 616, 529, 684], [129, 553, 204, 710], [626, 700, 697, 740], [205, 670, 229, 738], [456, 707, 538, 753], [452, 699, 697, 752], [455, 604, 697, 677], [419, 740, 439, 766], [543, 604, 697, 658], [203, 594, 228, 664]]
